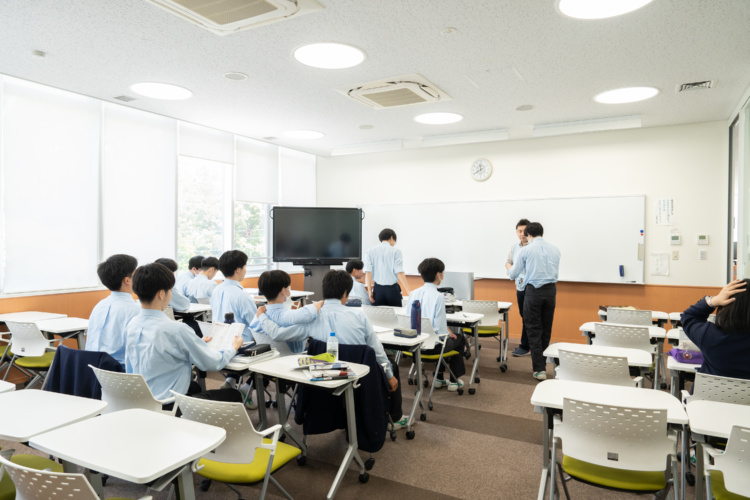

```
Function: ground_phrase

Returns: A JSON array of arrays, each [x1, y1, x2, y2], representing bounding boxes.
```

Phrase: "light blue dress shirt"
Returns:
[[124, 309, 236, 400], [405, 282, 448, 335], [85, 291, 140, 366], [349, 276, 373, 304], [507, 242, 528, 291], [259, 299, 393, 379], [210, 279, 258, 342], [169, 288, 191, 312], [261, 302, 318, 353], [184, 274, 218, 303], [508, 237, 561, 288], [363, 242, 404, 286], [175, 271, 195, 297]]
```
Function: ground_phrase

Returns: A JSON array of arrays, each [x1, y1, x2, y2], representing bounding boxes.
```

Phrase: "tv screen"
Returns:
[[272, 207, 362, 264]]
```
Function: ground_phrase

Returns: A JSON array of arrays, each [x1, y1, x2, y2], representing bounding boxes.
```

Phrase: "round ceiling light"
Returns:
[[594, 86, 659, 104], [129, 82, 192, 100], [515, 104, 535, 111], [283, 130, 325, 139], [293, 43, 365, 69], [557, 0, 654, 19], [414, 112, 464, 125], [224, 72, 248, 81]]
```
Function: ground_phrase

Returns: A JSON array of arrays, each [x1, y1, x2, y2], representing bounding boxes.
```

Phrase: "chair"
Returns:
[[361, 306, 401, 330], [0, 453, 151, 500], [172, 392, 300, 500], [606, 307, 653, 326], [460, 300, 509, 371], [682, 372, 750, 405], [1, 321, 57, 389], [549, 398, 677, 499], [0, 448, 65, 500], [89, 366, 175, 414], [592, 323, 655, 354], [555, 350, 643, 387], [164, 306, 176, 320], [703, 425, 750, 500]]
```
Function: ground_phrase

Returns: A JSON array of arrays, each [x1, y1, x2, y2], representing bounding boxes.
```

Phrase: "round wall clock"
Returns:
[[471, 158, 493, 182]]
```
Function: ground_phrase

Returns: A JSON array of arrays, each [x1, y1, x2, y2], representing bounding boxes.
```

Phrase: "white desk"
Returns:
[[531, 379, 687, 500], [244, 288, 315, 306], [544, 342, 653, 368], [667, 355, 699, 397], [0, 390, 106, 441], [223, 347, 280, 372], [30, 408, 225, 500], [174, 302, 212, 322], [446, 301, 513, 371], [445, 311, 484, 394], [35, 317, 89, 349], [0, 311, 67, 323], [0, 380, 15, 393]]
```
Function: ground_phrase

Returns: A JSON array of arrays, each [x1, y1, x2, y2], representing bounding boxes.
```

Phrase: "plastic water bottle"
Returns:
[[411, 300, 422, 334], [326, 332, 339, 362], [224, 312, 235, 324]]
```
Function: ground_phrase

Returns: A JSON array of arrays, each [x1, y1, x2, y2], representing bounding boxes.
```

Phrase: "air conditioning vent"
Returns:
[[145, 0, 323, 36], [677, 80, 716, 92], [337, 74, 451, 109], [114, 95, 137, 102]]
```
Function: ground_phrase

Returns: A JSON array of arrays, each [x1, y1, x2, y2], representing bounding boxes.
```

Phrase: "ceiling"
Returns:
[[1, 0, 749, 157]]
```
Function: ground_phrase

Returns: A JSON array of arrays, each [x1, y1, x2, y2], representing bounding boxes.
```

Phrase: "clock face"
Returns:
[[471, 158, 492, 181]]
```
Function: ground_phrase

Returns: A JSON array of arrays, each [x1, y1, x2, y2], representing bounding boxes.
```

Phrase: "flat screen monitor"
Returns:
[[272, 207, 362, 265]]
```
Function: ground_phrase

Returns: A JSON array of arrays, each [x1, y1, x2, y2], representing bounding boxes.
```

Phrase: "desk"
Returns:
[[446, 301, 513, 371], [446, 312, 484, 395], [0, 380, 15, 393], [686, 400, 750, 500], [249, 354, 369, 499], [597, 309, 670, 327], [30, 408, 225, 500], [531, 379, 687, 500], [544, 342, 653, 369], [0, 390, 106, 442], [667, 355, 699, 398], [244, 288, 315, 306], [669, 312, 682, 328], [174, 303, 212, 322], [0, 311, 67, 323], [35, 317, 89, 350]]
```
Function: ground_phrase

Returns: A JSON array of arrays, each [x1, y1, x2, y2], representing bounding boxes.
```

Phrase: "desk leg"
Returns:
[[653, 340, 662, 390], [175, 465, 197, 500], [499, 312, 509, 371], [407, 348, 425, 432], [254, 372, 268, 431], [327, 384, 366, 500], [695, 441, 705, 500], [467, 324, 479, 394], [680, 425, 687, 500], [273, 378, 307, 456], [537, 408, 551, 500], [670, 369, 679, 398]]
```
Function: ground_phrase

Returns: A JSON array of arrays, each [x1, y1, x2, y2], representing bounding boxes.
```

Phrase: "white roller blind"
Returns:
[[102, 104, 177, 264], [179, 122, 234, 163], [1, 78, 100, 293], [279, 147, 316, 207], [235, 137, 279, 204]]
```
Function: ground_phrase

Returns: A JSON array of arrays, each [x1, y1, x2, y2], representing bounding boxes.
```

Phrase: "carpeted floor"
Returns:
[[2, 337, 693, 499]]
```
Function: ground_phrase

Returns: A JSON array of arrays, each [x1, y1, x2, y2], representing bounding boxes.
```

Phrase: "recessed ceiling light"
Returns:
[[283, 130, 325, 139], [359, 124, 374, 130], [515, 104, 535, 111], [557, 0, 654, 19], [129, 82, 192, 100], [594, 86, 659, 104], [414, 112, 463, 125], [224, 72, 248, 81], [293, 43, 365, 69], [32, 50, 46, 58]]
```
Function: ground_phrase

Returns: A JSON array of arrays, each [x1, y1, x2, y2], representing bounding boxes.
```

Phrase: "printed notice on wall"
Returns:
[[650, 252, 670, 276], [655, 199, 675, 225]]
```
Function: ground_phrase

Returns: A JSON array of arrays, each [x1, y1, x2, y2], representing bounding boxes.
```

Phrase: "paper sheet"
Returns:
[[205, 322, 244, 351], [655, 199, 675, 225], [650, 252, 670, 276]]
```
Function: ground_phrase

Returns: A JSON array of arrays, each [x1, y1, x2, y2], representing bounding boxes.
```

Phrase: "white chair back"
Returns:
[[556, 398, 673, 471], [555, 350, 637, 387], [396, 314, 440, 350], [711, 425, 750, 496], [606, 307, 652, 326], [89, 365, 165, 413], [0, 454, 100, 500], [593, 323, 654, 353], [5, 321, 50, 357], [460, 300, 503, 327], [687, 372, 750, 405], [362, 306, 401, 330], [164, 306, 176, 321]]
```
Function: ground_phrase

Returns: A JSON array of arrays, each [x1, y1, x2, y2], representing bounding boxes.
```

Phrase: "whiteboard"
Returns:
[[360, 196, 645, 284]]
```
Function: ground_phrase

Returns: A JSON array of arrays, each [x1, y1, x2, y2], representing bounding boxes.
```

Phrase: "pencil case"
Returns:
[[394, 328, 418, 339]]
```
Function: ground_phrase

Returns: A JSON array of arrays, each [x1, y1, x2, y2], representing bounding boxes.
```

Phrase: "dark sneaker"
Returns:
[[512, 347, 530, 357]]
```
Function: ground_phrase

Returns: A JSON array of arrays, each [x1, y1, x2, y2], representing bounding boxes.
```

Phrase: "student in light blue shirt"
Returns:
[[175, 255, 203, 296], [154, 258, 191, 313], [125, 263, 242, 402], [363, 228, 411, 306], [184, 256, 219, 303], [406, 258, 466, 391], [505, 218, 531, 357], [345, 259, 373, 306], [86, 254, 140, 367]]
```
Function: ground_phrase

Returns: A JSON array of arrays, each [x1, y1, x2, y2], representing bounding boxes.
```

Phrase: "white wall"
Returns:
[[317, 121, 729, 287]]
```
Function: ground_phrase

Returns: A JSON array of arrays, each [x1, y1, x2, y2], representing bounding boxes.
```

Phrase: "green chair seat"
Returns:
[[403, 350, 459, 360], [562, 455, 666, 492], [0, 454, 64, 500], [197, 440, 301, 484], [11, 351, 55, 369], [462, 326, 500, 336], [710, 470, 750, 500]]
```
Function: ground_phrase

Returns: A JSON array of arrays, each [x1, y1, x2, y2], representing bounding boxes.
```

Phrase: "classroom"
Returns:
[[1, 1, 749, 499]]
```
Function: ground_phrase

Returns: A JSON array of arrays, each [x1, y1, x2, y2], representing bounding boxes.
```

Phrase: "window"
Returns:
[[234, 201, 271, 271]]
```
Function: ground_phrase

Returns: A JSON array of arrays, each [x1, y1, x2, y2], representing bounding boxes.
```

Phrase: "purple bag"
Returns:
[[669, 348, 703, 365]]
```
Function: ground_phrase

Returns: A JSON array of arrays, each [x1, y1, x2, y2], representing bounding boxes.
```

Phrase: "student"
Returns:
[[506, 218, 531, 357], [175, 255, 203, 297], [681, 279, 750, 380], [86, 254, 140, 367], [184, 256, 219, 303], [154, 258, 191, 313], [508, 222, 561, 381], [363, 228, 411, 306], [345, 259, 373, 306], [256, 270, 406, 428], [406, 258, 466, 391], [124, 263, 242, 401]]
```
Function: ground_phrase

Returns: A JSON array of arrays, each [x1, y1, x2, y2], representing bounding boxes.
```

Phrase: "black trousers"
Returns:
[[373, 283, 403, 306], [389, 359, 403, 420], [523, 283, 556, 372], [517, 289, 529, 350]]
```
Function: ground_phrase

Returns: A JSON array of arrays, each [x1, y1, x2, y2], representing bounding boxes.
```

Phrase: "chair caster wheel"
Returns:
[[496, 356, 502, 362], [390, 431, 396, 441], [420, 413, 426, 421], [428, 402, 433, 411], [478, 344, 482, 350], [469, 388, 476, 395], [200, 479, 212, 492], [406, 430, 415, 440], [264, 401, 272, 408], [685, 472, 695, 486], [365, 458, 375, 470], [423, 379, 428, 388], [500, 363, 507, 372], [474, 377, 480, 383], [464, 352, 471, 360], [660, 382, 667, 390], [457, 389, 464, 395], [296, 455, 307, 466], [272, 401, 278, 408], [359, 472, 369, 484], [407, 378, 413, 385]]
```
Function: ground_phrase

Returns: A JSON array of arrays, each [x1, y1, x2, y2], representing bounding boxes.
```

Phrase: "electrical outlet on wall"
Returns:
[[672, 250, 679, 260], [699, 250, 708, 260]]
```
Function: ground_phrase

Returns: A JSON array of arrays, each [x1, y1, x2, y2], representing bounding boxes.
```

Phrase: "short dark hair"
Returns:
[[345, 259, 364, 274], [418, 258, 445, 283], [97, 254, 138, 291], [715, 279, 750, 334], [132, 263, 175, 303], [258, 270, 291, 301], [154, 258, 178, 273], [516, 218, 531, 229], [322, 270, 353, 300], [379, 228, 397, 242], [219, 250, 248, 278], [525, 222, 544, 237], [188, 255, 205, 271], [201, 257, 220, 271]]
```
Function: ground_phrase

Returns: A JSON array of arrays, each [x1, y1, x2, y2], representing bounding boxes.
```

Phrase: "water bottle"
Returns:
[[411, 300, 422, 334], [224, 312, 234, 324], [326, 332, 339, 362]]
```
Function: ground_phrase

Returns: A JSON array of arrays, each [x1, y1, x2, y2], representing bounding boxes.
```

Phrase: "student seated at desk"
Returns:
[[406, 258, 466, 391], [86, 254, 140, 367], [154, 258, 191, 313], [125, 263, 242, 402], [184, 256, 219, 303], [256, 270, 406, 429], [682, 279, 750, 380], [345, 259, 373, 306], [175, 254, 203, 297]]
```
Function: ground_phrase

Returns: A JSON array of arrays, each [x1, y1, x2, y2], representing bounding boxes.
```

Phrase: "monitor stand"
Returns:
[[302, 265, 330, 302]]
